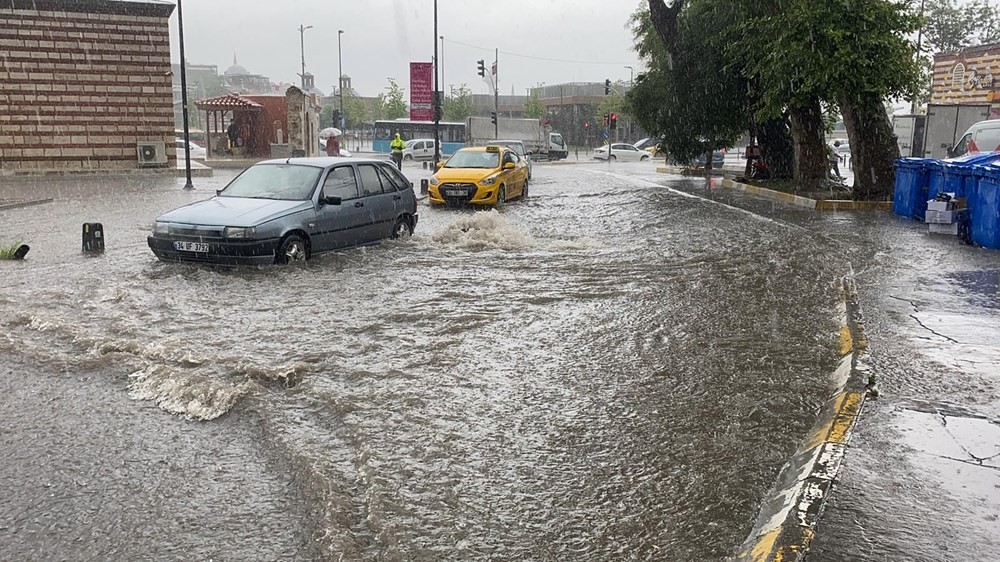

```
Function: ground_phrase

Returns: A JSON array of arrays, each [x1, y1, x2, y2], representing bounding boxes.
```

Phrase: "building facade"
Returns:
[[931, 42, 1000, 119], [0, 0, 176, 175]]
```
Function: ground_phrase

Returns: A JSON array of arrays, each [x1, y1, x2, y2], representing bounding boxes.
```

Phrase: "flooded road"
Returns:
[[2, 163, 850, 560]]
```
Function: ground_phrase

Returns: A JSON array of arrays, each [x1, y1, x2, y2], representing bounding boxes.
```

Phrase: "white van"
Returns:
[[951, 119, 1000, 157]]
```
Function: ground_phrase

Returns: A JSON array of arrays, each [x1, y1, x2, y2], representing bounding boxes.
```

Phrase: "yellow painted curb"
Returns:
[[720, 179, 892, 212]]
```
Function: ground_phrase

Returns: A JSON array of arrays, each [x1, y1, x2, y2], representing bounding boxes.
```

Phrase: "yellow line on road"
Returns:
[[838, 325, 853, 356]]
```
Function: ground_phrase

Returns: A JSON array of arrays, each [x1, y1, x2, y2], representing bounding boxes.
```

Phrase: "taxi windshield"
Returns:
[[444, 151, 499, 169]]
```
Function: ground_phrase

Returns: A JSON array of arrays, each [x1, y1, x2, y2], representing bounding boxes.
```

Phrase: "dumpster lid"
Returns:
[[896, 157, 937, 168]]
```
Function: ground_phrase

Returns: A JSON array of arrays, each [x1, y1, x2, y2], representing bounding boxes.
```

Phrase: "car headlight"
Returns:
[[223, 226, 256, 239], [480, 175, 499, 185], [152, 221, 169, 235], [429, 176, 440, 185]]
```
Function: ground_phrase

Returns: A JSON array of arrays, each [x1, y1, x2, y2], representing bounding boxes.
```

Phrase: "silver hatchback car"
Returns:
[[148, 157, 418, 265]]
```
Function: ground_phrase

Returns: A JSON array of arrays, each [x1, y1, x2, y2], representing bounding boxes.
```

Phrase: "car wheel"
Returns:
[[403, 154, 413, 161], [496, 185, 506, 207], [391, 216, 413, 239], [276, 234, 309, 264], [641, 154, 650, 161], [610, 154, 617, 161], [522, 179, 529, 199]]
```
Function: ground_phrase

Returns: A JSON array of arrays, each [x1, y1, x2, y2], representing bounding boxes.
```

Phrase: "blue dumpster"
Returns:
[[893, 158, 934, 220], [933, 152, 1000, 199], [969, 163, 1000, 249]]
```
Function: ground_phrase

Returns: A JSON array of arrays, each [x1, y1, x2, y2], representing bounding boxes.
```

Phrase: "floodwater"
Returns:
[[1, 163, 850, 560]]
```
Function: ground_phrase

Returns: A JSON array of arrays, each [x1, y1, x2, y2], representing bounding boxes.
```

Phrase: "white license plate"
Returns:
[[174, 241, 209, 253], [444, 189, 465, 196]]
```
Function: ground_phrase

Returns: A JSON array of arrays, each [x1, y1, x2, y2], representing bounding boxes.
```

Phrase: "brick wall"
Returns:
[[0, 0, 176, 175]]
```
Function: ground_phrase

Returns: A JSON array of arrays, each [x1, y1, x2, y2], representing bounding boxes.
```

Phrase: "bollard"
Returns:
[[422, 161, 428, 169], [82, 222, 105, 253], [420, 179, 429, 195]]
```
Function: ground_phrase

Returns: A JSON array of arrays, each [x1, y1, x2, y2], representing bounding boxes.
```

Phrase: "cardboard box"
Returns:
[[929, 222, 960, 235], [925, 209, 962, 224], [927, 199, 953, 212]]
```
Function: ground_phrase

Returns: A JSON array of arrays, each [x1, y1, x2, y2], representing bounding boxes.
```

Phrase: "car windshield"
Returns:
[[219, 164, 322, 200], [444, 151, 499, 169]]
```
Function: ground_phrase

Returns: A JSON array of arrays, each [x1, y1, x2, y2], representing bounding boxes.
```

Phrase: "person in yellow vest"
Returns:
[[390, 132, 405, 170]]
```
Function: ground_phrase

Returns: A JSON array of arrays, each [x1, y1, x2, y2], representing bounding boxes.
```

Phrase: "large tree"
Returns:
[[381, 78, 407, 120], [631, 2, 751, 168], [523, 85, 546, 120], [444, 85, 473, 122], [923, 0, 1000, 53], [743, 0, 923, 198]]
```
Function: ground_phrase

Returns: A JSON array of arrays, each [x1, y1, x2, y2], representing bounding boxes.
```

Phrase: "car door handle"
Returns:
[[393, 194, 401, 200], [354, 201, 364, 208]]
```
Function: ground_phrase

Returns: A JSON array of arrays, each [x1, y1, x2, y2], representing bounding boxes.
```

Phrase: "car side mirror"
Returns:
[[323, 195, 342, 205], [503, 162, 515, 170], [215, 189, 222, 196], [435, 161, 444, 170]]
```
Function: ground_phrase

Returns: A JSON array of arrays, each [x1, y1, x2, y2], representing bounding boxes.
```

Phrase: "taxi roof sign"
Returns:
[[485, 145, 500, 153]]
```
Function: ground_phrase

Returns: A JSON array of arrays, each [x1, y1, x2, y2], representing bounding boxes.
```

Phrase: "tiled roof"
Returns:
[[195, 93, 264, 110]]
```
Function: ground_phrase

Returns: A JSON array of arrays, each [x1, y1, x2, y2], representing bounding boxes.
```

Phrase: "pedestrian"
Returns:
[[326, 133, 340, 157], [390, 131, 405, 170], [828, 141, 843, 179]]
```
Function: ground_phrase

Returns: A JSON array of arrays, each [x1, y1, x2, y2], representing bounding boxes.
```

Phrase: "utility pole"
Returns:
[[298, 24, 313, 89], [440, 35, 445, 106], [433, 0, 440, 168], [338, 30, 344, 129], [911, 0, 926, 114], [494, 48, 499, 139], [177, 0, 193, 189]]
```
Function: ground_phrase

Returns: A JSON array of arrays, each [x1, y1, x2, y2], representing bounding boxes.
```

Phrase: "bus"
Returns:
[[373, 119, 466, 155]]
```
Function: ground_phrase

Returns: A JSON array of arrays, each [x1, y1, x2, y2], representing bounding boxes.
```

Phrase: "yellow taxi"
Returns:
[[428, 145, 529, 206]]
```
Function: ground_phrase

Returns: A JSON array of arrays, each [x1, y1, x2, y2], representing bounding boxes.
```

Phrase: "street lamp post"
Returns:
[[433, 0, 440, 168], [624, 65, 634, 141], [624, 65, 634, 86], [177, 0, 193, 189], [298, 24, 313, 89], [338, 30, 344, 129]]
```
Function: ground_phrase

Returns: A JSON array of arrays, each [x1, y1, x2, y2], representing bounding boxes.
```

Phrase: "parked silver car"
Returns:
[[148, 157, 418, 265], [491, 140, 531, 179]]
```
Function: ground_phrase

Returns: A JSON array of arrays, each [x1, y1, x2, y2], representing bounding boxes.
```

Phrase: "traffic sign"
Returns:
[[602, 131, 609, 140]]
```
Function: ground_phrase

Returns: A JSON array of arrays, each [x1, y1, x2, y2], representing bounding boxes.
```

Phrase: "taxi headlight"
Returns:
[[429, 176, 440, 185], [223, 226, 256, 239], [480, 175, 499, 185], [152, 221, 169, 235]]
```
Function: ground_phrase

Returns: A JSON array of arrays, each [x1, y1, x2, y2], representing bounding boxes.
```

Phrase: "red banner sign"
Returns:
[[409, 62, 434, 121]]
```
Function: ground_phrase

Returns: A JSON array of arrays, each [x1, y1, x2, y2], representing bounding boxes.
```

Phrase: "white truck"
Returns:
[[921, 103, 990, 159], [466, 117, 568, 160]]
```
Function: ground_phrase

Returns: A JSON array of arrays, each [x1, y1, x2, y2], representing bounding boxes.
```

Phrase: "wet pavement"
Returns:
[[1, 163, 997, 560]]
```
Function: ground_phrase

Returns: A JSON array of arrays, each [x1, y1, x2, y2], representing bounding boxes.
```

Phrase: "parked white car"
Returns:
[[175, 138, 206, 160], [593, 143, 651, 161], [403, 138, 439, 161]]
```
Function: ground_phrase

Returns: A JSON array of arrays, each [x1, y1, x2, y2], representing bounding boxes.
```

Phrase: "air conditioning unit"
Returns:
[[137, 141, 167, 166]]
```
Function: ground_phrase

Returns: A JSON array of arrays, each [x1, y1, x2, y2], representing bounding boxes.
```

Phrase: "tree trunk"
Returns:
[[840, 94, 899, 200], [758, 118, 794, 179], [788, 99, 828, 191]]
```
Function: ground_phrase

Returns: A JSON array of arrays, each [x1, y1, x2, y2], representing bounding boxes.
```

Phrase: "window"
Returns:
[[376, 164, 405, 191], [413, 141, 424, 150], [322, 166, 359, 200], [358, 164, 385, 196], [975, 127, 1000, 152], [953, 133, 971, 157], [952, 63, 966, 89]]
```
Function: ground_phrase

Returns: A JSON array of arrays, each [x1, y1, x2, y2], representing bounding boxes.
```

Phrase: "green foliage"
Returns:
[[341, 88, 368, 128], [628, 5, 749, 163], [523, 85, 547, 119], [320, 105, 340, 129], [924, 0, 1000, 53], [741, 0, 923, 116], [0, 241, 23, 260], [382, 78, 408, 120], [444, 84, 474, 122]]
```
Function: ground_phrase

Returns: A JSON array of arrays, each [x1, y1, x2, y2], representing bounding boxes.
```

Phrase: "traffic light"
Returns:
[[477, 60, 486, 77], [490, 111, 497, 125], [604, 79, 611, 95], [610, 113, 618, 131], [603, 113, 609, 127]]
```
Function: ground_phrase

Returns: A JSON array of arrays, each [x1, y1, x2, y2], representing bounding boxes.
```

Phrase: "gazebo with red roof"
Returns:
[[196, 93, 265, 159]]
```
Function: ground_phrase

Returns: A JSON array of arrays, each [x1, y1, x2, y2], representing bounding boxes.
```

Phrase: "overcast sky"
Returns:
[[167, 0, 645, 97]]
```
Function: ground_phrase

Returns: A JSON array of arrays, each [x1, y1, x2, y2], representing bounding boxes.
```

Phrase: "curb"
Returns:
[[656, 165, 733, 176], [0, 198, 54, 211], [729, 277, 872, 562], [719, 178, 892, 211]]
